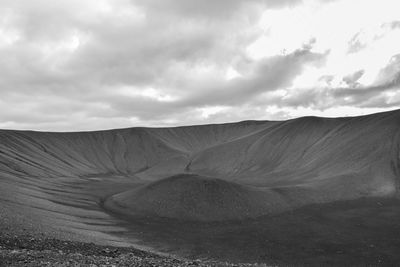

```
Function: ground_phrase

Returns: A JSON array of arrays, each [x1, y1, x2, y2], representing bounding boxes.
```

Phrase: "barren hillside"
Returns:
[[1, 110, 400, 264]]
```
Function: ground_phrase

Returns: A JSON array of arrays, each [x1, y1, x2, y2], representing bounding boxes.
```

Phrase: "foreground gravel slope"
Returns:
[[0, 234, 263, 267]]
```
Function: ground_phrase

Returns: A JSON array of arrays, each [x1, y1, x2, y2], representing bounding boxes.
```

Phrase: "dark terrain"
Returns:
[[1, 109, 400, 266]]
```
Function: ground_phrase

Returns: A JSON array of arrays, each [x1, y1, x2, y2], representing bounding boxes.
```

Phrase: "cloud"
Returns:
[[0, 0, 315, 129], [342, 70, 365, 87], [285, 55, 400, 110], [0, 0, 398, 131], [182, 46, 328, 106], [254, 53, 400, 114], [347, 31, 368, 54], [335, 54, 400, 96], [375, 54, 400, 85], [346, 20, 400, 55], [386, 20, 400, 29], [133, 0, 302, 19], [101, 46, 328, 119]]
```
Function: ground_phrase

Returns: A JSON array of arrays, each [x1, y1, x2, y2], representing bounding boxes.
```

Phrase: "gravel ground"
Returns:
[[0, 233, 266, 267]]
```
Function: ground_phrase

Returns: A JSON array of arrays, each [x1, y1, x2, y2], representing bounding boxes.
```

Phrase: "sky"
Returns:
[[0, 0, 400, 131]]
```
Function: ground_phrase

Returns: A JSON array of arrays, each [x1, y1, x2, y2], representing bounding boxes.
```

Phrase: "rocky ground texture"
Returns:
[[0, 233, 265, 267]]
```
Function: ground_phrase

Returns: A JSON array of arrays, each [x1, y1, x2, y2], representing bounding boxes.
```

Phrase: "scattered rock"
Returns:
[[0, 233, 255, 266]]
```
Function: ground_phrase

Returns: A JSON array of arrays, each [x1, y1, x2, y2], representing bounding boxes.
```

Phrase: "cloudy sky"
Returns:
[[0, 0, 400, 131]]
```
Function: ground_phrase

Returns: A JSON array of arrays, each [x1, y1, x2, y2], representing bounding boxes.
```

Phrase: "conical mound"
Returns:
[[104, 174, 281, 221]]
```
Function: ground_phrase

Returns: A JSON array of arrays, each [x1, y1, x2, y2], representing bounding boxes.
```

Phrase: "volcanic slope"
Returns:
[[104, 174, 290, 221], [0, 110, 400, 230]]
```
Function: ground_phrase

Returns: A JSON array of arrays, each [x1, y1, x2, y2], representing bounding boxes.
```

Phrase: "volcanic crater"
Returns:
[[2, 110, 400, 264]]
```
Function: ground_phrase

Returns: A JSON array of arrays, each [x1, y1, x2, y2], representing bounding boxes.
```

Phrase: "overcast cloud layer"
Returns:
[[0, 0, 400, 131]]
